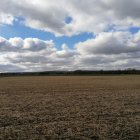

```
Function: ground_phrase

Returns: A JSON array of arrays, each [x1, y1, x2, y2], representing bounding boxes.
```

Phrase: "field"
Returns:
[[0, 76, 140, 140]]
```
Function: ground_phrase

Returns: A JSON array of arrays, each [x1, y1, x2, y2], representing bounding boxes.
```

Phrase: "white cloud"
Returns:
[[0, 37, 76, 72], [75, 32, 140, 55], [0, 37, 55, 52], [74, 31, 140, 70], [0, 0, 140, 72], [0, 0, 140, 36], [0, 13, 14, 25], [0, 31, 140, 72]]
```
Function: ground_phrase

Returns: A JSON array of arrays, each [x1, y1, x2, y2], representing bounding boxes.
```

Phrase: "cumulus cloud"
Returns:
[[0, 0, 140, 72], [0, 37, 55, 52], [0, 31, 140, 72], [75, 32, 140, 55], [0, 0, 140, 36], [74, 31, 140, 70], [0, 37, 76, 72]]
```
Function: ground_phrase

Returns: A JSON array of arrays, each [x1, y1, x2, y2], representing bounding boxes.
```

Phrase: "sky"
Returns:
[[0, 0, 140, 72]]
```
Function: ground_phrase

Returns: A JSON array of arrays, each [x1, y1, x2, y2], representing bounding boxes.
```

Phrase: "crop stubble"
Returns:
[[0, 76, 140, 139]]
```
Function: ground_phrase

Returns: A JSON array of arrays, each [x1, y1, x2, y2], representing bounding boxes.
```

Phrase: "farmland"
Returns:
[[0, 76, 140, 140]]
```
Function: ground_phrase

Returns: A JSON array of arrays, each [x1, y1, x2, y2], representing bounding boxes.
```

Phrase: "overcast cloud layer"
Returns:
[[0, 0, 140, 72]]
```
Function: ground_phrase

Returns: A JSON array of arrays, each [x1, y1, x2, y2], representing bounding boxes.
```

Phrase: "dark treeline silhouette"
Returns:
[[0, 69, 140, 77]]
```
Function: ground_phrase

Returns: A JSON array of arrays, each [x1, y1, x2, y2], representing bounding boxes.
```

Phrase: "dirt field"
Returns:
[[0, 76, 140, 140]]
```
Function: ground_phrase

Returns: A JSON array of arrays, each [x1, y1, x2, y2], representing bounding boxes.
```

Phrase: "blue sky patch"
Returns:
[[65, 16, 73, 24], [0, 22, 93, 49], [129, 27, 140, 34]]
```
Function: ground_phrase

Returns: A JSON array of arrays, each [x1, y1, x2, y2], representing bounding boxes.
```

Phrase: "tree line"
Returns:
[[0, 69, 140, 77]]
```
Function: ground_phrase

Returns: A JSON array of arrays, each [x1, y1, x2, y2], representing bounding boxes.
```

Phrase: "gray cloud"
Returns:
[[1, 0, 140, 71], [75, 32, 140, 55], [0, 31, 140, 72], [0, 64, 25, 72], [0, 0, 140, 36], [0, 37, 76, 72], [106, 0, 140, 19]]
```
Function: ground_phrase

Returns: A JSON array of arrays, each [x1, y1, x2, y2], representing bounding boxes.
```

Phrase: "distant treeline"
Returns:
[[0, 69, 140, 77]]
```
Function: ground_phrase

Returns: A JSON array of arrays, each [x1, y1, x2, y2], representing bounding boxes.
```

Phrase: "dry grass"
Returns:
[[0, 76, 140, 140]]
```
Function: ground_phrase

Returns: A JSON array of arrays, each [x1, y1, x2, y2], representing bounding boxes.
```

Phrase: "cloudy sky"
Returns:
[[0, 0, 140, 72]]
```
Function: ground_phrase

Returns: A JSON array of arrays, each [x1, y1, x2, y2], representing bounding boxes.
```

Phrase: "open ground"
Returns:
[[0, 76, 140, 140]]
